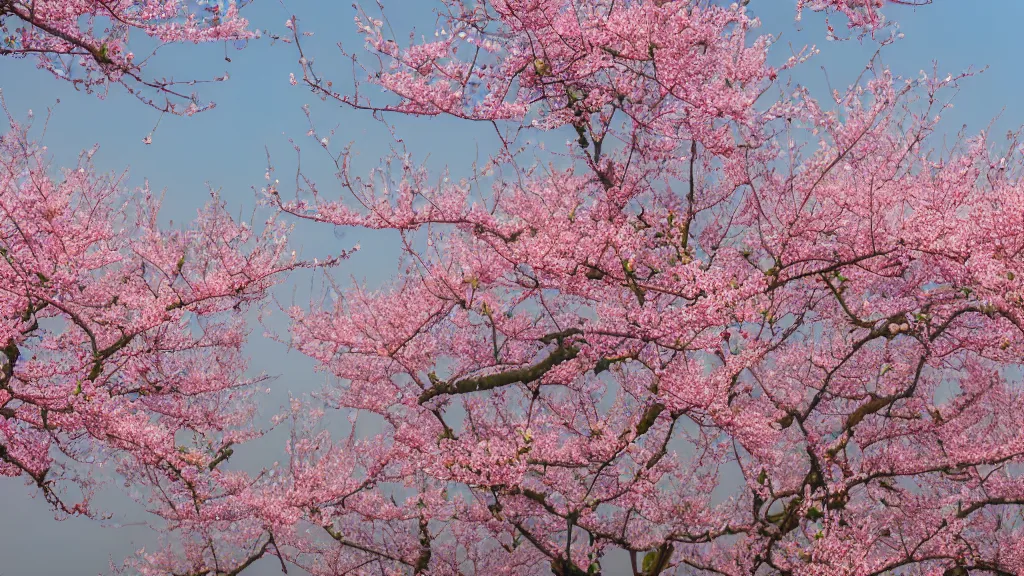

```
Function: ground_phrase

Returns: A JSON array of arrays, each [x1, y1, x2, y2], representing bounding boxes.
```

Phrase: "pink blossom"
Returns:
[[0, 0, 252, 113]]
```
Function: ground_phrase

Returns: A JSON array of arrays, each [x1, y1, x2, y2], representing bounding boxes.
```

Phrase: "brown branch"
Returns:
[[418, 343, 579, 404]]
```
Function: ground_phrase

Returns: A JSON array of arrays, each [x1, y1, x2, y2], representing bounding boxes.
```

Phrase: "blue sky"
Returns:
[[2, 1, 1024, 574]]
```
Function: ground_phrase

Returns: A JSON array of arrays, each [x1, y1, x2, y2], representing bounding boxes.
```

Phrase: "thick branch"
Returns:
[[419, 343, 579, 404]]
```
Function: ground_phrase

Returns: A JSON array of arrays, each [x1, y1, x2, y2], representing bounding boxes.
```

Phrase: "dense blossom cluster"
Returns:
[[265, 1, 1024, 574], [6, 1, 1024, 575], [0, 0, 252, 112], [0, 114, 308, 571]]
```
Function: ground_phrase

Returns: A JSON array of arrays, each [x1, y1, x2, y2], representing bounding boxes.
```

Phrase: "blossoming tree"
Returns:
[[261, 0, 1023, 574], [20, 0, 1024, 575], [0, 108, 312, 572], [0, 0, 252, 113]]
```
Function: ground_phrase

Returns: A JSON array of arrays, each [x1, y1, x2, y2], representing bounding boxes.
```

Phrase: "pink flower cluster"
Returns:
[[0, 0, 252, 113], [0, 113, 305, 571], [256, 1, 1024, 574]]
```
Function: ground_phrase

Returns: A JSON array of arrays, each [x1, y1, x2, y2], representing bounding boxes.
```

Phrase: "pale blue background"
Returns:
[[1, 1, 1023, 574]]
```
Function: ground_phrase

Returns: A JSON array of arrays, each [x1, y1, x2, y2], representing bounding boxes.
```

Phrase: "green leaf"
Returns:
[[641, 551, 657, 573]]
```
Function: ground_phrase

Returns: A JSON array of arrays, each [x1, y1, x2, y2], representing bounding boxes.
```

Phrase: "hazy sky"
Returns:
[[2, 1, 1024, 574]]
